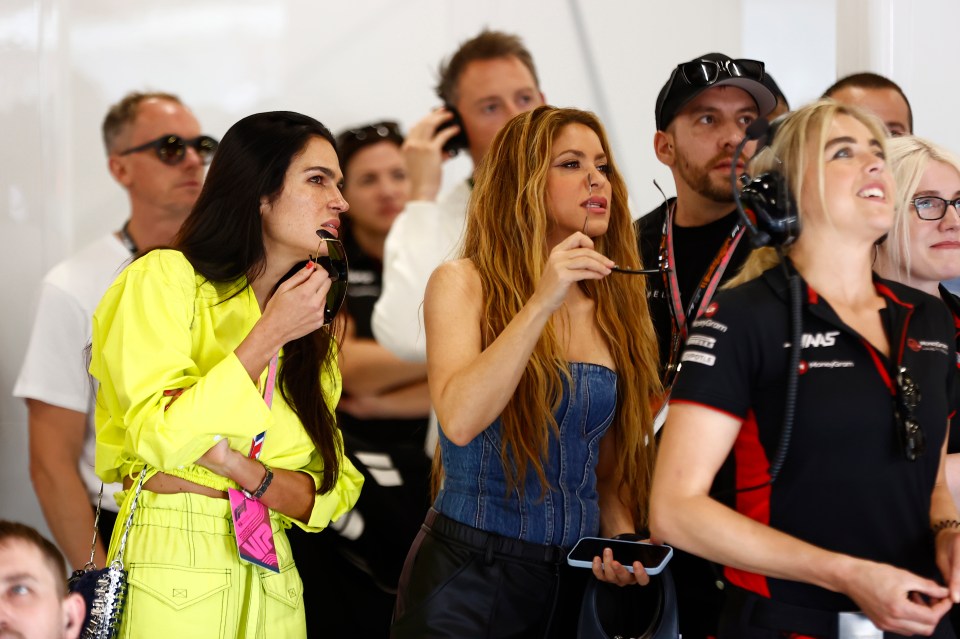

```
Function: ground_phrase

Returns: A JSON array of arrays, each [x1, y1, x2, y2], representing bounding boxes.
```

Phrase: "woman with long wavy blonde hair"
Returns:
[[391, 106, 661, 638]]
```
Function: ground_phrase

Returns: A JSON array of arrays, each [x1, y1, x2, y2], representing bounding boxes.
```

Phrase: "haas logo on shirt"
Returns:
[[801, 331, 839, 348]]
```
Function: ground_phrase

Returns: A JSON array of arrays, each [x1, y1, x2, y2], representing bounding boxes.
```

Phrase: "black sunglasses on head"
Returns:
[[119, 134, 219, 165], [341, 121, 402, 144], [676, 58, 765, 87], [314, 230, 349, 326]]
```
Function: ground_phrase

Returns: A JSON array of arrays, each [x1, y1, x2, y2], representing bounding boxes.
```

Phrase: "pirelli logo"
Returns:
[[686, 334, 716, 349], [681, 350, 716, 366]]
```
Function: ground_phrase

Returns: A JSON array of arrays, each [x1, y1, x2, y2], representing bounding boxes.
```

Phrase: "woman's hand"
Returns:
[[195, 437, 240, 477], [530, 232, 613, 313], [840, 560, 951, 635], [236, 262, 333, 382], [935, 527, 960, 603], [194, 438, 317, 523], [260, 262, 332, 345], [591, 546, 650, 587]]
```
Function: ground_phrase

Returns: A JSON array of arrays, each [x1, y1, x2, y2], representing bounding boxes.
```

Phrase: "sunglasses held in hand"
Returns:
[[119, 134, 219, 165], [313, 229, 349, 326], [894, 366, 924, 461]]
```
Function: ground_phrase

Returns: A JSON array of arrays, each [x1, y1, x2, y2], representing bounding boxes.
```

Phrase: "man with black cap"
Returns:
[[636, 51, 775, 638]]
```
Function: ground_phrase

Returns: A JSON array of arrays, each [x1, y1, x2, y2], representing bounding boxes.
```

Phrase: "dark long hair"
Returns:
[[175, 111, 342, 493]]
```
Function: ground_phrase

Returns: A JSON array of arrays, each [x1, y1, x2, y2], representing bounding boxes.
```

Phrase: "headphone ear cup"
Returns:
[[739, 171, 800, 248]]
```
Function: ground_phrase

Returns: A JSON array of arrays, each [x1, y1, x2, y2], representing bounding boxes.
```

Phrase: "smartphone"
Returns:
[[566, 537, 673, 575], [437, 103, 469, 156]]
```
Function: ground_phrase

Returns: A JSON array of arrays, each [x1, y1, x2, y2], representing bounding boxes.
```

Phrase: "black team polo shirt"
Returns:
[[670, 264, 954, 611]]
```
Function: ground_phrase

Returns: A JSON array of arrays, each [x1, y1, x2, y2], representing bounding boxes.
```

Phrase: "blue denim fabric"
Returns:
[[434, 362, 617, 549]]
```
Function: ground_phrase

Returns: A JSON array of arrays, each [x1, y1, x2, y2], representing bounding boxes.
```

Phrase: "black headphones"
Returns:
[[732, 116, 800, 248]]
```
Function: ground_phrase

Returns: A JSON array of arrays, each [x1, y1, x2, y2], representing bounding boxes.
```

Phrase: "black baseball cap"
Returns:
[[655, 52, 777, 131]]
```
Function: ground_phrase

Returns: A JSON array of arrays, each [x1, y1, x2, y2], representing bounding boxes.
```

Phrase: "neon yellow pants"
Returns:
[[108, 490, 306, 639]]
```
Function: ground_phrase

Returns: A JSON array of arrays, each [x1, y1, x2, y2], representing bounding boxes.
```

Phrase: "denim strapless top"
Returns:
[[434, 362, 617, 549]]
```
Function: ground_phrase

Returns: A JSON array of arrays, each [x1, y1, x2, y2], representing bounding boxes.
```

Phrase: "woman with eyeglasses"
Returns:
[[874, 140, 960, 626], [391, 106, 661, 638], [650, 100, 960, 637], [875, 136, 960, 353], [89, 111, 363, 638], [288, 121, 431, 637]]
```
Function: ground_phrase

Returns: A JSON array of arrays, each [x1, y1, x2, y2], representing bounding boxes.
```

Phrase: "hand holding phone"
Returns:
[[567, 537, 673, 575], [436, 103, 469, 156], [403, 107, 465, 201]]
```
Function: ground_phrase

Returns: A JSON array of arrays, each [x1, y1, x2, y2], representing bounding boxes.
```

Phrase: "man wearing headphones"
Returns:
[[636, 52, 776, 638]]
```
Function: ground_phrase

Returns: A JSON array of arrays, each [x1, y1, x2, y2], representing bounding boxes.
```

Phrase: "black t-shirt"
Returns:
[[671, 265, 954, 611], [338, 224, 429, 448], [635, 200, 753, 383]]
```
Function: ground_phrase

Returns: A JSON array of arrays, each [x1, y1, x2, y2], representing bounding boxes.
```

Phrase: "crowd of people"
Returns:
[[11, 26, 960, 639]]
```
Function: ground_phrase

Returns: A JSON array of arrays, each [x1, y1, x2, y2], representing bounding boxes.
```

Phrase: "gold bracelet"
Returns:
[[931, 519, 960, 535]]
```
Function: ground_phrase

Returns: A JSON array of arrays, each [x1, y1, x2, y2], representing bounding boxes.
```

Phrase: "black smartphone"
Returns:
[[566, 537, 673, 575], [437, 103, 469, 156]]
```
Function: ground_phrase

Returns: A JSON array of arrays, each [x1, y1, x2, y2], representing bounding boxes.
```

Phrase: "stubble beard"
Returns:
[[676, 150, 737, 204]]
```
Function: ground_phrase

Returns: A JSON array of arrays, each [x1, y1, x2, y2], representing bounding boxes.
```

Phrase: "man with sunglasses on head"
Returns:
[[13, 91, 217, 571], [636, 52, 776, 638]]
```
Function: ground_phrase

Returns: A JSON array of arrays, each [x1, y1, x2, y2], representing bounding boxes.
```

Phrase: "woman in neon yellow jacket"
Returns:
[[89, 111, 363, 638]]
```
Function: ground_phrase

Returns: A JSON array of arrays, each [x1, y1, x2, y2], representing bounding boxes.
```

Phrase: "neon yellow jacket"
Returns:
[[90, 249, 362, 531]]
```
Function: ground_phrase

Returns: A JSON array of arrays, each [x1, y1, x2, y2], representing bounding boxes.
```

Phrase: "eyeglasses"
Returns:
[[313, 230, 349, 326], [675, 58, 765, 87], [893, 366, 924, 461], [911, 196, 960, 221], [119, 134, 219, 165]]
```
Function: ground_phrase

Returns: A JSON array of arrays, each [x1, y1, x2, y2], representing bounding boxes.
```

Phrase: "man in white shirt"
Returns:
[[13, 91, 216, 569], [372, 29, 545, 361]]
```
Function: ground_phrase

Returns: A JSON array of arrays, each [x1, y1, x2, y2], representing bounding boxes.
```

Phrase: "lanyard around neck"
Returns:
[[262, 353, 279, 409], [118, 221, 138, 255], [660, 203, 746, 340]]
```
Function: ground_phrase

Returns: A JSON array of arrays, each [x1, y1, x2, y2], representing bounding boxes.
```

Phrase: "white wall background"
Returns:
[[2, 0, 958, 532]]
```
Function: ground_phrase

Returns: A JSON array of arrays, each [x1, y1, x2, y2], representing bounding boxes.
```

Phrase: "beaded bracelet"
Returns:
[[931, 519, 960, 536], [242, 461, 274, 500]]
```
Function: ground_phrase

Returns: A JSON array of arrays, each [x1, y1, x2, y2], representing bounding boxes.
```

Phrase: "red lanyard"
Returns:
[[660, 202, 746, 339], [659, 203, 746, 384]]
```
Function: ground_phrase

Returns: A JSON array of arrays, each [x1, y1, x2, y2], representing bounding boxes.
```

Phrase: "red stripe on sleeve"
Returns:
[[724, 409, 772, 598]]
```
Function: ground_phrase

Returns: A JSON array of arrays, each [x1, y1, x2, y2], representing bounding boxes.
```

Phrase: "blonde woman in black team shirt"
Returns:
[[875, 135, 960, 461], [650, 100, 960, 637]]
